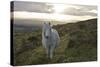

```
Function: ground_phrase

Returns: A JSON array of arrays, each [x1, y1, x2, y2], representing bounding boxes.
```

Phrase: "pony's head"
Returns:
[[43, 22, 51, 39]]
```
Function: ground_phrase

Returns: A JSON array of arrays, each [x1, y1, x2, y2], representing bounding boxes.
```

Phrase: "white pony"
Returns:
[[42, 22, 60, 59]]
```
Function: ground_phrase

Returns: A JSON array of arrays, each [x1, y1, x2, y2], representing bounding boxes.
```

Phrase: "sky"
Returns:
[[11, 1, 97, 25]]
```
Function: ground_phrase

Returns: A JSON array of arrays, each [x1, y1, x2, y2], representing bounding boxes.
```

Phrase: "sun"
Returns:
[[52, 4, 66, 13]]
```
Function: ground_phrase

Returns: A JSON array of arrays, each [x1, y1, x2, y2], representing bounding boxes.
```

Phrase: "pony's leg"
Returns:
[[50, 47, 54, 59], [46, 46, 50, 59]]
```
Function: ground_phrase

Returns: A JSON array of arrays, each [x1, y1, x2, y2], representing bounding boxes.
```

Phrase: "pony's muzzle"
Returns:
[[46, 36, 49, 39]]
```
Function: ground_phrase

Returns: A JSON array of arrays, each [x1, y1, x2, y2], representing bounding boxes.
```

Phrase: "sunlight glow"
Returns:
[[52, 4, 66, 13], [13, 11, 96, 23]]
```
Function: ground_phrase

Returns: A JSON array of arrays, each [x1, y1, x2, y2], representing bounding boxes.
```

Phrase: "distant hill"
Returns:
[[13, 24, 41, 32], [53, 18, 97, 47], [53, 18, 97, 37]]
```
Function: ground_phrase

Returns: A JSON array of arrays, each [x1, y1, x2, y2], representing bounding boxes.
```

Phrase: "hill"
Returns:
[[13, 18, 97, 65], [13, 24, 41, 32], [53, 18, 97, 62]]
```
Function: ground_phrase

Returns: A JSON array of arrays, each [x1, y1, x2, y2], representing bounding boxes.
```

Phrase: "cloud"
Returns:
[[88, 10, 97, 13], [12, 11, 75, 21], [11, 1, 97, 25], [12, 1, 97, 17], [62, 4, 97, 16], [12, 11, 96, 22], [12, 1, 51, 13]]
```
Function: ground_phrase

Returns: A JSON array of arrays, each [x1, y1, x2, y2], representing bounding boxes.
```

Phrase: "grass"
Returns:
[[13, 18, 97, 66]]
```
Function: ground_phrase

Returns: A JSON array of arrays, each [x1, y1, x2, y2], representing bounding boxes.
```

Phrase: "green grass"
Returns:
[[13, 18, 97, 66]]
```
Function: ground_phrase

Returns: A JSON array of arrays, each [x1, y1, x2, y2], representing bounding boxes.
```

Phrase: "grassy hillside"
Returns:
[[13, 18, 97, 66]]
